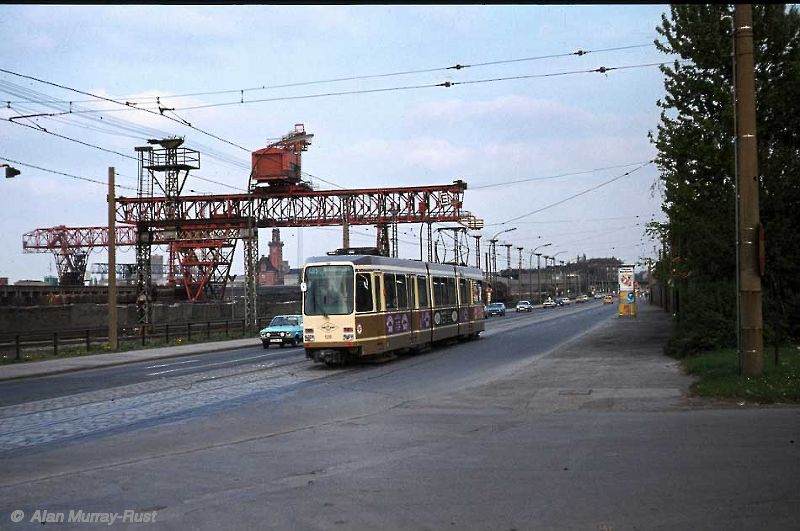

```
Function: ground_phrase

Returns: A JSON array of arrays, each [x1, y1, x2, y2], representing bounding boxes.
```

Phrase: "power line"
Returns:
[[0, 67, 252, 153], [20, 59, 678, 116], [0, 156, 138, 191], [5, 119, 137, 160], [169, 61, 678, 112], [496, 160, 655, 225], [471, 161, 653, 190], [2, 43, 655, 106], [5, 115, 250, 193]]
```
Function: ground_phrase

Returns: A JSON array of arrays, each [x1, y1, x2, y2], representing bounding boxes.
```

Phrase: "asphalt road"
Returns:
[[1, 301, 797, 530], [0, 301, 609, 406]]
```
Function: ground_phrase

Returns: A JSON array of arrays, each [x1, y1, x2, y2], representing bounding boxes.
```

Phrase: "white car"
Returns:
[[515, 300, 533, 312], [561, 297, 571, 305], [542, 298, 556, 309]]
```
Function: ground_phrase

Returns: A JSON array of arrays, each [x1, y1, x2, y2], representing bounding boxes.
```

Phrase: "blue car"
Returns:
[[259, 315, 303, 348], [486, 302, 506, 317]]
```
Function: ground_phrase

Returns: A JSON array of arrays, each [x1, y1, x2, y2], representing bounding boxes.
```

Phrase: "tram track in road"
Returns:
[[0, 353, 348, 454], [0, 303, 612, 454]]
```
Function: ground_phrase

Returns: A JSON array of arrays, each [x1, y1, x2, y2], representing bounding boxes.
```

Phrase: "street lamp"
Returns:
[[551, 251, 567, 296], [528, 242, 553, 304], [1, 164, 21, 178], [542, 255, 551, 299], [516, 246, 524, 299], [488, 227, 516, 286]]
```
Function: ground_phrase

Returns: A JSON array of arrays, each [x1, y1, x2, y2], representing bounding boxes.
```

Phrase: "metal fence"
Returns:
[[0, 317, 276, 361]]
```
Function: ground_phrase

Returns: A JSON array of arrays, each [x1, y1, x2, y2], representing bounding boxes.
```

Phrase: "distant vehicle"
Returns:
[[542, 298, 557, 309], [576, 294, 589, 303], [594, 293, 603, 299], [555, 297, 564, 307], [515, 300, 533, 312], [561, 297, 572, 305], [603, 294, 614, 304], [259, 314, 303, 348], [486, 302, 507, 316]]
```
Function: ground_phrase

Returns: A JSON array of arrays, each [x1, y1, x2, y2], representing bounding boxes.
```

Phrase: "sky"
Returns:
[[0, 4, 674, 283]]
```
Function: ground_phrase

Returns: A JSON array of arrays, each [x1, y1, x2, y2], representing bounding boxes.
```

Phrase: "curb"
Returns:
[[0, 340, 260, 382]]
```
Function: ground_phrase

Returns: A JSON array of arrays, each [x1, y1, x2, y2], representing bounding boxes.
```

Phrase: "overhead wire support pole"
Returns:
[[107, 168, 118, 351], [734, 4, 763, 376]]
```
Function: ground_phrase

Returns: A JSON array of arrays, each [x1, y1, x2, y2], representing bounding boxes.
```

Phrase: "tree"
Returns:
[[651, 4, 800, 356]]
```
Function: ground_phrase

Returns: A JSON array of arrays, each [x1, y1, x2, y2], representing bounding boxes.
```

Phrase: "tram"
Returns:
[[301, 253, 485, 365]]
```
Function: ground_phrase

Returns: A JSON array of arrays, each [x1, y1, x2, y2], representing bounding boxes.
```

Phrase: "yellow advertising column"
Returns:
[[617, 265, 637, 317]]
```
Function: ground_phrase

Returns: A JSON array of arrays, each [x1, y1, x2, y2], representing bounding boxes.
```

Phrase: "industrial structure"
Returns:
[[22, 225, 137, 286], [23, 125, 478, 327]]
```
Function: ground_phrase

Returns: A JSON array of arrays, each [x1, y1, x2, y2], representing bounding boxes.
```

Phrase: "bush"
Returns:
[[665, 280, 736, 358]]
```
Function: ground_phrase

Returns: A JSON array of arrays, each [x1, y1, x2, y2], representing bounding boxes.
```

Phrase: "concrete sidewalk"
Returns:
[[0, 337, 259, 382], [436, 300, 692, 413]]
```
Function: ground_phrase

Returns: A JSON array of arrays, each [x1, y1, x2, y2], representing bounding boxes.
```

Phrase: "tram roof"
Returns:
[[304, 255, 483, 278]]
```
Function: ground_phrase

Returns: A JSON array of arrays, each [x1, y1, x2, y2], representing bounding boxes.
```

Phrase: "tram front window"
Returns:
[[304, 265, 355, 316]]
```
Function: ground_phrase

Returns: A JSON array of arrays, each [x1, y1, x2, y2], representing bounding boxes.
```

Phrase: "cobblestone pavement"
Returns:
[[0, 357, 344, 454]]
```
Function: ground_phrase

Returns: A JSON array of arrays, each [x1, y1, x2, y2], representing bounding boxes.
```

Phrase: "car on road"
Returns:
[[576, 294, 589, 303], [561, 297, 572, 306], [259, 314, 303, 348], [486, 302, 507, 317], [594, 293, 603, 299], [603, 294, 615, 304], [515, 300, 533, 312], [542, 298, 556, 309]]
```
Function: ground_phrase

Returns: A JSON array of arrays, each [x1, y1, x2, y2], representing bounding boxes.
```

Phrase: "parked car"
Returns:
[[542, 298, 556, 309], [486, 302, 507, 317], [259, 314, 303, 348], [515, 300, 533, 312], [603, 294, 615, 304]]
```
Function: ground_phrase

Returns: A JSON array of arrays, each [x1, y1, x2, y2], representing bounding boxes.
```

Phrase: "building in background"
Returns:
[[257, 229, 290, 286]]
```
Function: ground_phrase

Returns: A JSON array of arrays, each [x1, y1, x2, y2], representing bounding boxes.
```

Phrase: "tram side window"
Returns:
[[417, 275, 429, 308], [384, 273, 398, 310], [473, 280, 483, 303], [458, 278, 468, 305], [355, 273, 374, 313], [396, 274, 408, 309], [432, 276, 445, 307], [446, 277, 457, 306]]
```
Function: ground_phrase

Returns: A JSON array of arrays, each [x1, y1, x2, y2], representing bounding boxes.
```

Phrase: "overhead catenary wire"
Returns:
[[470, 160, 653, 190], [1, 43, 656, 106], [167, 61, 682, 112], [0, 66, 252, 153], [0, 156, 138, 191], [3, 59, 682, 116], [491, 160, 655, 226]]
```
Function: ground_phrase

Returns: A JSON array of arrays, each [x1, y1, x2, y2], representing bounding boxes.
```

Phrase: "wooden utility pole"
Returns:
[[107, 167, 118, 351], [735, 4, 763, 375]]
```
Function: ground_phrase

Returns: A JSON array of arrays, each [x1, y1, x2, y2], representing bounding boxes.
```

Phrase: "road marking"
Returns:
[[145, 359, 201, 369], [146, 350, 301, 376]]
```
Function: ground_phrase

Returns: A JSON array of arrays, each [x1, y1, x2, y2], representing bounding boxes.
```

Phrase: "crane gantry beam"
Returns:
[[116, 181, 468, 228]]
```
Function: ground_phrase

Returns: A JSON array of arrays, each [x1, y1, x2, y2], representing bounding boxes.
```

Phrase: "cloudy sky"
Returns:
[[0, 5, 673, 282]]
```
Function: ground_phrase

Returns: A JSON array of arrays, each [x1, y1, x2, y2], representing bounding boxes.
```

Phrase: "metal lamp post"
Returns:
[[488, 227, 516, 289], [531, 242, 552, 304], [551, 251, 567, 296], [542, 255, 551, 299]]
